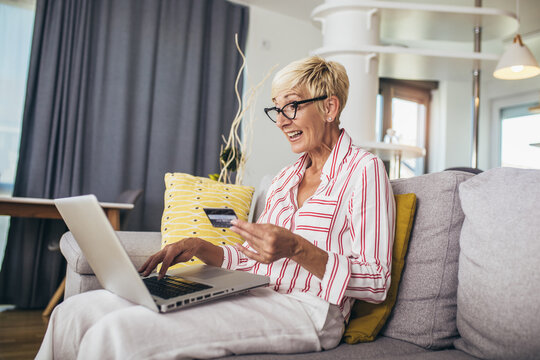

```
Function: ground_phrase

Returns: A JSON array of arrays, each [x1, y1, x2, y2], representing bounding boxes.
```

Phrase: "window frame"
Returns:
[[489, 91, 539, 169], [379, 78, 437, 174]]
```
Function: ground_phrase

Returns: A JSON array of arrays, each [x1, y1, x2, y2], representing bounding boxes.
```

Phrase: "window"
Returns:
[[500, 103, 540, 169], [378, 78, 437, 177], [490, 92, 540, 169], [0, 0, 35, 265]]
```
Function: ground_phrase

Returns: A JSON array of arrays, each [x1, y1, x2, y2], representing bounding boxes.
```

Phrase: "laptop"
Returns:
[[54, 194, 269, 313]]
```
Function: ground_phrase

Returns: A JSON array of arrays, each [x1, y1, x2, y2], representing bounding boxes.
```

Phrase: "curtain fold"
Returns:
[[0, 0, 248, 308]]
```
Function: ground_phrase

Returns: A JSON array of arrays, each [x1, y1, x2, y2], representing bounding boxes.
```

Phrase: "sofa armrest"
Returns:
[[60, 231, 161, 274], [60, 231, 161, 298]]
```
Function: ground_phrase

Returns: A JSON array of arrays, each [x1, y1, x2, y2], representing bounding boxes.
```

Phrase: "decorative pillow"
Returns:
[[161, 173, 254, 270], [454, 167, 540, 359], [343, 193, 417, 344], [381, 170, 474, 349]]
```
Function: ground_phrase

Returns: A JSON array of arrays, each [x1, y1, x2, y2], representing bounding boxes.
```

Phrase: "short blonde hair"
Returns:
[[271, 56, 349, 124]]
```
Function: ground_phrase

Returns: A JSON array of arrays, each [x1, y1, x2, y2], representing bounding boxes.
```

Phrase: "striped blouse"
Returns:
[[221, 130, 396, 320]]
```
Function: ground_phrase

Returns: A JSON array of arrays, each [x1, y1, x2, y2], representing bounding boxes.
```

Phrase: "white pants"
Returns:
[[36, 288, 344, 359]]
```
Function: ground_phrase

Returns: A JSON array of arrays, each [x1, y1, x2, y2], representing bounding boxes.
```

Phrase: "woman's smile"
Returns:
[[286, 130, 303, 141]]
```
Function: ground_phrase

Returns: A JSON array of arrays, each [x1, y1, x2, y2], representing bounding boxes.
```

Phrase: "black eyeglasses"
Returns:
[[264, 95, 327, 123]]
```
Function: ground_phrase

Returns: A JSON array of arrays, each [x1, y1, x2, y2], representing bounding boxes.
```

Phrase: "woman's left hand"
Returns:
[[229, 219, 301, 264]]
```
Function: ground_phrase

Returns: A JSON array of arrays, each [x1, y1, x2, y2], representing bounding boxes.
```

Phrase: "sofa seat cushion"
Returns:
[[218, 336, 434, 360], [454, 167, 540, 359], [219, 337, 478, 360], [381, 171, 474, 349], [60, 231, 161, 275]]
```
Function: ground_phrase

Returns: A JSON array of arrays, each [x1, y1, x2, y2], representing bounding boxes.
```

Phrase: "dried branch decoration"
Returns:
[[217, 34, 277, 185]]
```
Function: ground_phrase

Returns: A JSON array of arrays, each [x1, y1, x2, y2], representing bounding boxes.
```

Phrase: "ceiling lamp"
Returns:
[[493, 34, 540, 80]]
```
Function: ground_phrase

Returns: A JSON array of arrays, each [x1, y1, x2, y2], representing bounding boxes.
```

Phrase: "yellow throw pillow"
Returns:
[[343, 193, 417, 344], [160, 173, 254, 271]]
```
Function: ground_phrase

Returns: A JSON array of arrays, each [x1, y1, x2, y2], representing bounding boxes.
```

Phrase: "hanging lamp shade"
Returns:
[[493, 34, 540, 80]]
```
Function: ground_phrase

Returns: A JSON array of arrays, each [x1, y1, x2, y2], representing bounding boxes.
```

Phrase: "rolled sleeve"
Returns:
[[319, 252, 352, 305], [221, 244, 255, 271], [220, 245, 240, 270]]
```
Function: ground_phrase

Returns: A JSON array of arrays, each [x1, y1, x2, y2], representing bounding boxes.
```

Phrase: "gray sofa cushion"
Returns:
[[454, 167, 540, 359], [381, 171, 473, 349], [60, 231, 161, 275], [219, 336, 478, 360], [219, 336, 429, 359]]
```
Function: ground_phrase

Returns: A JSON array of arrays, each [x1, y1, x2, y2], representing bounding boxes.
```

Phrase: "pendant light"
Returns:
[[493, 34, 540, 80], [493, 1, 540, 80]]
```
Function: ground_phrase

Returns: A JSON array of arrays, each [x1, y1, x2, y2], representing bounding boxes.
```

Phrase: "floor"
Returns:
[[0, 307, 48, 360]]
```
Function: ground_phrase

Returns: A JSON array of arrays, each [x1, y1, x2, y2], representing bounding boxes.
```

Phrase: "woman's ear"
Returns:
[[325, 95, 340, 122]]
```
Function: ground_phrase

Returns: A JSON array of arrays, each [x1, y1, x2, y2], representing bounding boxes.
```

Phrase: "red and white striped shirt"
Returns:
[[222, 130, 396, 320]]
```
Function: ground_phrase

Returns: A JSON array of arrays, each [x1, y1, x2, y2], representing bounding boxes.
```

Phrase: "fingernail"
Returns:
[[231, 219, 238, 225]]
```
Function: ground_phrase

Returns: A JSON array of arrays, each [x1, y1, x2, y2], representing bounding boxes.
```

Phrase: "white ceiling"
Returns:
[[230, 0, 540, 38]]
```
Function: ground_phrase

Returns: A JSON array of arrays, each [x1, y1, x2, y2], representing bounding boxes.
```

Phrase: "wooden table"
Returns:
[[0, 196, 134, 230], [0, 196, 134, 316]]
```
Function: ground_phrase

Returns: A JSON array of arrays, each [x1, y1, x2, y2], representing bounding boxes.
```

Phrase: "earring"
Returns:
[[328, 117, 332, 122]]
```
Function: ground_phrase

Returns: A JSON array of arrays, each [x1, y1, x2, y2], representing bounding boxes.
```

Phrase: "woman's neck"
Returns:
[[306, 127, 341, 173]]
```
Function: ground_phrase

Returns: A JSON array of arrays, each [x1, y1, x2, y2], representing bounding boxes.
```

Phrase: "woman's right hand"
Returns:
[[138, 238, 224, 279]]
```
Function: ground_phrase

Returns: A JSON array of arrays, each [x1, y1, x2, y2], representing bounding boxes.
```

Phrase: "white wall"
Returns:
[[242, 7, 321, 188], [440, 79, 474, 170], [428, 88, 445, 172]]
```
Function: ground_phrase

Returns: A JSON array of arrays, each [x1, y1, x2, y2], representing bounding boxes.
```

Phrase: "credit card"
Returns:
[[203, 208, 238, 228]]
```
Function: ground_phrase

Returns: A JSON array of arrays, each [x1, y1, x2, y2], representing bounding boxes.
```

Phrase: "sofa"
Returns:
[[60, 167, 540, 360]]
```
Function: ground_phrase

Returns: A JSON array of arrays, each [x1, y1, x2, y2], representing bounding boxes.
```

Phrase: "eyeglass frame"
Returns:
[[264, 95, 328, 123]]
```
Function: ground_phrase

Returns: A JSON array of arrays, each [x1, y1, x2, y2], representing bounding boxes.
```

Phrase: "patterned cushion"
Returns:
[[161, 173, 254, 270]]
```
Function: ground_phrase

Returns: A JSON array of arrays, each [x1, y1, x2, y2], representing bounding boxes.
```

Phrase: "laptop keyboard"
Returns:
[[143, 275, 212, 299]]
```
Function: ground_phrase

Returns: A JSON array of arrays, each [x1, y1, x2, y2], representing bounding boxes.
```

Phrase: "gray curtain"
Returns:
[[0, 0, 248, 308]]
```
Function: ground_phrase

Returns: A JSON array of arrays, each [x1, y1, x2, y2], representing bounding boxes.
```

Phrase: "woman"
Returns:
[[37, 56, 395, 359]]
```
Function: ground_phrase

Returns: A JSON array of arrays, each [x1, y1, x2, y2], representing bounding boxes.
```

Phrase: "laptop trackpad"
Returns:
[[169, 265, 232, 281]]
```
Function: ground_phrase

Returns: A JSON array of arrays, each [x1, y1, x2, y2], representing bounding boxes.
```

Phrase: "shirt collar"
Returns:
[[290, 129, 352, 182], [321, 129, 352, 179]]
